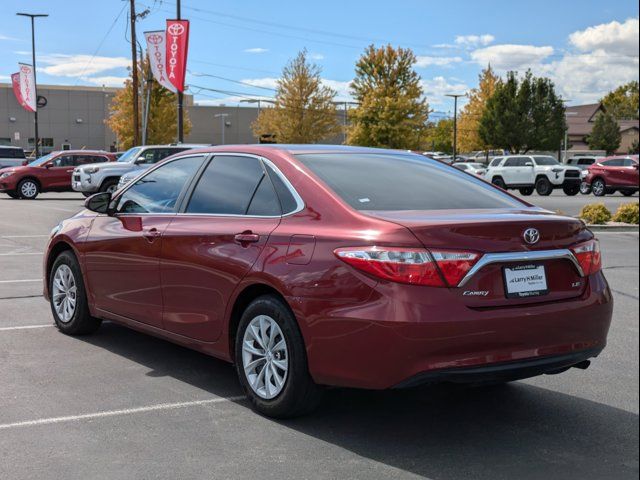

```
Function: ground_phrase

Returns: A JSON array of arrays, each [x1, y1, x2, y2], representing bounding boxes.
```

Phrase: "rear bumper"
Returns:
[[297, 271, 613, 390], [393, 347, 601, 388]]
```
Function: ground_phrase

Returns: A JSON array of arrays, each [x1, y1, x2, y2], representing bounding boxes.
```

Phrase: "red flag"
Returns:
[[11, 72, 30, 111], [165, 19, 189, 93]]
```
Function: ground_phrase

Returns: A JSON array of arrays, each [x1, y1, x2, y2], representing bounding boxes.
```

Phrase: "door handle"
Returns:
[[143, 227, 161, 242], [234, 232, 260, 244]]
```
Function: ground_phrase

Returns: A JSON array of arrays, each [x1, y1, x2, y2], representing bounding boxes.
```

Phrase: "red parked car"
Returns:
[[44, 145, 612, 417], [583, 155, 639, 197], [0, 150, 116, 199]]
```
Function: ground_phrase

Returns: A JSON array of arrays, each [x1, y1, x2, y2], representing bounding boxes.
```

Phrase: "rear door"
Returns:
[[160, 154, 282, 342], [84, 155, 205, 326], [620, 159, 639, 188]]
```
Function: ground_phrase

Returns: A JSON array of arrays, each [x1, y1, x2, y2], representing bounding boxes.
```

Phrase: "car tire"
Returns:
[[492, 177, 506, 189], [562, 185, 580, 196], [235, 295, 323, 418], [580, 182, 592, 195], [535, 177, 553, 196], [17, 178, 39, 199], [518, 187, 534, 196], [621, 190, 636, 197], [49, 251, 102, 335], [100, 178, 119, 194], [592, 178, 607, 197], [82, 192, 93, 198]]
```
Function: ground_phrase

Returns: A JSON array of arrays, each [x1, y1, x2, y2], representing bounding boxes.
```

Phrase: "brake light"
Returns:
[[334, 247, 480, 287], [571, 239, 602, 275]]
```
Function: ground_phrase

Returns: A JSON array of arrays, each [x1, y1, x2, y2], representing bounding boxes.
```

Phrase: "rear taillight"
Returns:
[[334, 246, 480, 287], [571, 239, 602, 275]]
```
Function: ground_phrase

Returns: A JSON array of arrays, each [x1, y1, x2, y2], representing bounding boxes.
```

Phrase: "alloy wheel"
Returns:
[[593, 180, 605, 196], [52, 264, 77, 323], [242, 315, 289, 400], [20, 181, 38, 198]]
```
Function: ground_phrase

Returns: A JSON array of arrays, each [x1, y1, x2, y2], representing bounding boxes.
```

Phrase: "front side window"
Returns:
[[116, 156, 205, 214], [533, 156, 560, 166], [186, 155, 265, 215], [51, 155, 75, 167], [296, 153, 523, 211]]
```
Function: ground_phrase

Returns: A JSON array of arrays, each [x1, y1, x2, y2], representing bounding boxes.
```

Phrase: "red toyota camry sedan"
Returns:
[[44, 145, 613, 417]]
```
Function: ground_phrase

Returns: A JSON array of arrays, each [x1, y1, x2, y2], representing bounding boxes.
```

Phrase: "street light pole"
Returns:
[[214, 113, 229, 144], [176, 0, 184, 143], [17, 12, 48, 158], [446, 93, 465, 161]]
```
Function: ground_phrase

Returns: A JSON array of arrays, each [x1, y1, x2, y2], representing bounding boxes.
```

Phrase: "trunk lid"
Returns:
[[365, 208, 591, 307]]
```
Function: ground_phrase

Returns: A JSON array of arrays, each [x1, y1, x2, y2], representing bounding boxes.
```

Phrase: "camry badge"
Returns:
[[523, 228, 540, 245]]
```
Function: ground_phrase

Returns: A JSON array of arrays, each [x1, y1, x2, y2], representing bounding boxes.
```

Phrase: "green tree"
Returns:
[[348, 44, 429, 149], [628, 139, 639, 154], [106, 57, 190, 149], [422, 118, 454, 152], [252, 50, 341, 143], [478, 70, 565, 153], [601, 81, 639, 120], [588, 112, 622, 154], [458, 65, 501, 152]]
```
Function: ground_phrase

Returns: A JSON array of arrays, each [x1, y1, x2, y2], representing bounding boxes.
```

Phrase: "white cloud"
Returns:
[[0, 75, 10, 81], [415, 55, 463, 67], [39, 54, 129, 77], [421, 76, 470, 107], [470, 44, 554, 69], [569, 17, 638, 56], [240, 77, 279, 89], [309, 53, 325, 60], [0, 34, 17, 41], [244, 48, 268, 54], [455, 34, 495, 47], [82, 76, 128, 87]]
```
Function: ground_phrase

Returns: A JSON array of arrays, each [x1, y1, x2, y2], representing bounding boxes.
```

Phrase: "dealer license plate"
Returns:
[[503, 264, 548, 298]]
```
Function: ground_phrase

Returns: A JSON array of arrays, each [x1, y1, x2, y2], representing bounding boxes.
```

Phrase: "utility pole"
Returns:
[[17, 12, 48, 158], [129, 0, 140, 146], [176, 0, 184, 143], [446, 93, 466, 161]]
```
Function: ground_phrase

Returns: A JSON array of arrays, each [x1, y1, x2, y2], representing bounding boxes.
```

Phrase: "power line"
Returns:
[[188, 70, 278, 92], [73, 2, 128, 85]]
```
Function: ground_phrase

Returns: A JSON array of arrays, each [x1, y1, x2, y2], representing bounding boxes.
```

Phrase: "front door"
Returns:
[[84, 155, 206, 326], [160, 154, 282, 342]]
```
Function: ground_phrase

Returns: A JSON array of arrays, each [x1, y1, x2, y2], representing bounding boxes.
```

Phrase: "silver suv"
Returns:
[[0, 146, 27, 169], [72, 145, 199, 195]]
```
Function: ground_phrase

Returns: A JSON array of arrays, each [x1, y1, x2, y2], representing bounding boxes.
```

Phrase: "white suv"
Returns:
[[485, 155, 582, 196]]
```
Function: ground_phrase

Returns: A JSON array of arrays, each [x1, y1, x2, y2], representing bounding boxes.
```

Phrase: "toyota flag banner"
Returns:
[[144, 30, 176, 93], [11, 72, 30, 111], [165, 19, 189, 93], [18, 63, 36, 112]]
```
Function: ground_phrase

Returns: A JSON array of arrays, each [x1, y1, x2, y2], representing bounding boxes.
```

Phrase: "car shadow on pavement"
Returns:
[[83, 322, 638, 480]]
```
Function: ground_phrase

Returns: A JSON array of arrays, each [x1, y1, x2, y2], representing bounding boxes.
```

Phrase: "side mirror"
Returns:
[[135, 156, 148, 164], [44, 163, 52, 169], [84, 192, 112, 214], [524, 162, 533, 167]]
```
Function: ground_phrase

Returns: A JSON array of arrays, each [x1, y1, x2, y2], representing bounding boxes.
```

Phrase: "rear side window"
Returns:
[[296, 153, 523, 211], [186, 155, 264, 215], [623, 159, 637, 167], [602, 159, 624, 167], [246, 176, 281, 216], [265, 164, 298, 214]]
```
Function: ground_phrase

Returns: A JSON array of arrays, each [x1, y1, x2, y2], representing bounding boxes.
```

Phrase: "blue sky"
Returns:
[[1, 0, 638, 115]]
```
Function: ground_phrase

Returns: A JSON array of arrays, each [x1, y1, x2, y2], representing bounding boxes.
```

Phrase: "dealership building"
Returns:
[[0, 82, 293, 154]]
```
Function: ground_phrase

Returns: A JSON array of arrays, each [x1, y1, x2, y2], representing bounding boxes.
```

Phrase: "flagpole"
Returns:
[[17, 12, 48, 158], [176, 0, 184, 143]]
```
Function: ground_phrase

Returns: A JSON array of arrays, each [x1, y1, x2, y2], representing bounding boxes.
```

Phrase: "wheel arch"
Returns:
[[98, 175, 121, 189], [46, 241, 76, 287], [535, 174, 551, 183], [18, 175, 42, 190], [227, 282, 294, 363]]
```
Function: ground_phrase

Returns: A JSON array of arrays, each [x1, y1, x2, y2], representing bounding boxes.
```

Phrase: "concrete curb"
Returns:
[[586, 224, 639, 232]]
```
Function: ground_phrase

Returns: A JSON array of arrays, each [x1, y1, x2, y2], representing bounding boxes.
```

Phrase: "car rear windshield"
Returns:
[[296, 153, 523, 211]]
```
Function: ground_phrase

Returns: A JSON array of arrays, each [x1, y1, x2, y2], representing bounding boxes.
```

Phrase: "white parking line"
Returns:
[[0, 325, 53, 331], [0, 279, 42, 284], [0, 396, 246, 430], [0, 235, 49, 238], [0, 252, 42, 256]]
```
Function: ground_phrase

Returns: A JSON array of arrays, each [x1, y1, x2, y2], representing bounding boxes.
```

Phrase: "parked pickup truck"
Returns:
[[72, 144, 204, 196]]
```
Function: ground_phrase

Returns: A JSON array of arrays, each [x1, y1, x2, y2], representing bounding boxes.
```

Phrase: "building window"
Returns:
[[0, 138, 11, 146], [28, 137, 54, 147]]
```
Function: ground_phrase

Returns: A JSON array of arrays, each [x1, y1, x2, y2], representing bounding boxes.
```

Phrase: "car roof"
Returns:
[[172, 144, 419, 156], [0, 146, 23, 150], [48, 150, 112, 155]]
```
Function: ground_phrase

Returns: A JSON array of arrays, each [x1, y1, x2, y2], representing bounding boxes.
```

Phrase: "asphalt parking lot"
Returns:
[[0, 192, 638, 480]]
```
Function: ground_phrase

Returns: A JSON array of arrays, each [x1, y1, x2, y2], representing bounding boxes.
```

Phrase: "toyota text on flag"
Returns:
[[165, 20, 189, 93]]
